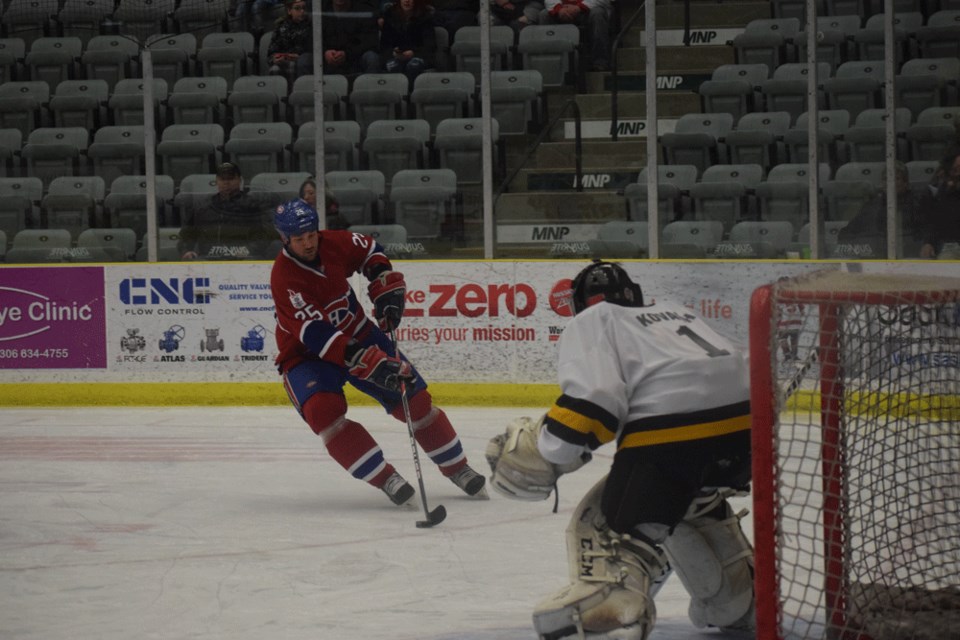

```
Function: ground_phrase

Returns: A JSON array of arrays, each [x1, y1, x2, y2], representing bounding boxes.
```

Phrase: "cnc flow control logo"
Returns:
[[119, 277, 214, 305]]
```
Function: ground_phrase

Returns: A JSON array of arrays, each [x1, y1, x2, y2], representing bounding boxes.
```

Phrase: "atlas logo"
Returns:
[[119, 278, 213, 305]]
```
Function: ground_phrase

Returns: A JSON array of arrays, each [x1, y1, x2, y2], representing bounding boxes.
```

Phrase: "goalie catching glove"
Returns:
[[345, 342, 413, 392], [485, 415, 591, 501], [368, 270, 406, 332]]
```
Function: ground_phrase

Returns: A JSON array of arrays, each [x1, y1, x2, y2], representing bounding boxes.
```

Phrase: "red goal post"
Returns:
[[749, 270, 960, 640]]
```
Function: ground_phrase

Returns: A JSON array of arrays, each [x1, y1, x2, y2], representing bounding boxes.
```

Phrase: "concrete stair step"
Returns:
[[518, 140, 648, 168], [546, 91, 700, 120], [508, 166, 641, 191], [495, 191, 627, 223], [610, 45, 735, 73]]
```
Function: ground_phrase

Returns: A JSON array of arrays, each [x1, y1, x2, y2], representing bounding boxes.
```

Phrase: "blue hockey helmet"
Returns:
[[274, 198, 318, 239], [570, 260, 644, 314]]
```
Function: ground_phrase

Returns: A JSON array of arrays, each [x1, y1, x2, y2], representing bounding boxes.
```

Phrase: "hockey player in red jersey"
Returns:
[[269, 199, 487, 506], [486, 260, 754, 640]]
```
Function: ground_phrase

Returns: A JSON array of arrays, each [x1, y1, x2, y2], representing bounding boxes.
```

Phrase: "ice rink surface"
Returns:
[[0, 406, 753, 640]]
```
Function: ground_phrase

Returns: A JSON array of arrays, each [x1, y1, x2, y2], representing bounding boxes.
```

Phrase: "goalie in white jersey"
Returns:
[[487, 260, 755, 640]]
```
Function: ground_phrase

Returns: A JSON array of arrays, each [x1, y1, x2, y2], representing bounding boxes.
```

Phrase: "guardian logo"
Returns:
[[119, 278, 214, 305]]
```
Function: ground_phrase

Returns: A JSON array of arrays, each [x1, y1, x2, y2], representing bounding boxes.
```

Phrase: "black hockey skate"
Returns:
[[450, 465, 489, 499], [382, 471, 415, 506]]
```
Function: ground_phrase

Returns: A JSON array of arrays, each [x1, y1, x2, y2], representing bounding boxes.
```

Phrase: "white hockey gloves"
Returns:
[[485, 415, 591, 501]]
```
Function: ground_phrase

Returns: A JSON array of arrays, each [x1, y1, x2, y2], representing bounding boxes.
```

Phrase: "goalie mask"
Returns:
[[570, 260, 644, 314]]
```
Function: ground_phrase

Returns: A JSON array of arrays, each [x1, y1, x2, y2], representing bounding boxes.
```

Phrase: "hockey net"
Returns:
[[749, 270, 960, 640]]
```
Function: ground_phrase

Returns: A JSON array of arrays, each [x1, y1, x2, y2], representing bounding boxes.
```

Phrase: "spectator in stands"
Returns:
[[489, 0, 543, 35], [540, 0, 612, 71], [321, 0, 382, 74], [234, 0, 283, 33], [178, 163, 276, 260], [918, 148, 960, 260], [268, 0, 315, 80], [836, 161, 925, 258], [299, 177, 349, 229], [380, 0, 438, 84], [432, 0, 478, 38]]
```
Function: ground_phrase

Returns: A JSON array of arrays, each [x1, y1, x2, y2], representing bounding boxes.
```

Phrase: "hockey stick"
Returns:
[[783, 346, 819, 402], [391, 331, 446, 529]]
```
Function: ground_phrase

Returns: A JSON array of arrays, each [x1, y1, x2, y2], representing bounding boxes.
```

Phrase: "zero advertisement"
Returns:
[[0, 266, 107, 369]]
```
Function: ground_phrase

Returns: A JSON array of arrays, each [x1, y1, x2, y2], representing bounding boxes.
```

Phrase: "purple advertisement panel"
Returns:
[[0, 267, 107, 369]]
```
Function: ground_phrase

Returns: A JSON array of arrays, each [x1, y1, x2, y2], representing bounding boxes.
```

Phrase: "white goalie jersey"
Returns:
[[538, 300, 752, 467]]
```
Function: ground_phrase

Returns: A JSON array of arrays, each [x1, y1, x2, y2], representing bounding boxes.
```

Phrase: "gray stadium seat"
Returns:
[[168, 76, 228, 125], [697, 64, 770, 120], [118, 1, 175, 44], [906, 107, 960, 162], [714, 220, 795, 258], [388, 168, 458, 240], [661, 220, 724, 257], [796, 16, 861, 72], [81, 35, 139, 91], [0, 81, 50, 138], [349, 73, 410, 135], [157, 123, 224, 186], [108, 78, 169, 128], [516, 24, 579, 89], [77, 227, 138, 261], [224, 121, 293, 177], [227, 74, 288, 124], [725, 111, 791, 167], [104, 174, 176, 235], [688, 163, 764, 232], [824, 60, 884, 122], [755, 162, 831, 230], [915, 10, 960, 59], [49, 79, 108, 130], [293, 120, 362, 173], [0, 176, 42, 237], [58, 0, 116, 46], [288, 73, 348, 125], [0, 128, 22, 177], [143, 33, 196, 89], [452, 25, 515, 84], [87, 125, 147, 189], [362, 119, 431, 186], [760, 63, 831, 124], [659, 112, 734, 175], [587, 221, 649, 258], [2, 0, 58, 49], [197, 31, 256, 90], [623, 164, 697, 222], [0, 38, 26, 84], [784, 109, 851, 166], [326, 170, 386, 226], [434, 117, 501, 186], [21, 126, 89, 188], [732, 18, 800, 71], [895, 58, 960, 122], [41, 175, 105, 238], [844, 108, 912, 163], [25, 37, 82, 92], [410, 71, 475, 132], [490, 69, 544, 135]]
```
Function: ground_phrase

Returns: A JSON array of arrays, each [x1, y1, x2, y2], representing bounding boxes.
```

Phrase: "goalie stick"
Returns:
[[782, 345, 818, 403], [391, 331, 446, 529]]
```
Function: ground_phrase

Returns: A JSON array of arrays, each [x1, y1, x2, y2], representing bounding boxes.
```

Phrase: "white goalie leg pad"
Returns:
[[660, 491, 755, 631], [532, 477, 671, 640]]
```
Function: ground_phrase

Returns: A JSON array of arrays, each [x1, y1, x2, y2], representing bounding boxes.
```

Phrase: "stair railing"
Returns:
[[609, 1, 647, 141], [494, 98, 584, 200]]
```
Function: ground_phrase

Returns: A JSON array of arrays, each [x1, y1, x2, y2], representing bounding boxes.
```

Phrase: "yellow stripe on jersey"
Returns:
[[546, 404, 617, 445], [620, 413, 750, 449]]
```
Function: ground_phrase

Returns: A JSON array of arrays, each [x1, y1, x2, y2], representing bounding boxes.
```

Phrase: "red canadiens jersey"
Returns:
[[270, 230, 390, 372]]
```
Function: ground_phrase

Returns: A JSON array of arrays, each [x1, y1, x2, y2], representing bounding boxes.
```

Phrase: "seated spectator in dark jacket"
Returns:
[[380, 0, 437, 83], [836, 161, 926, 258], [268, 0, 314, 80], [489, 0, 543, 36], [541, 0, 612, 71], [919, 149, 960, 260], [178, 163, 275, 260], [321, 0, 382, 74]]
